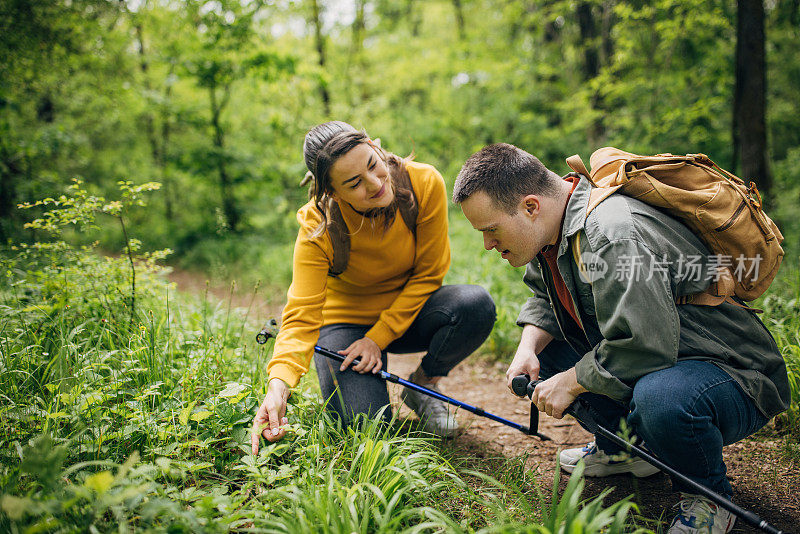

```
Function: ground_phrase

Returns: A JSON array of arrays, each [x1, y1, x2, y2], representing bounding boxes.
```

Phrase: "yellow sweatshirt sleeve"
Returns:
[[365, 165, 451, 348], [266, 208, 331, 387]]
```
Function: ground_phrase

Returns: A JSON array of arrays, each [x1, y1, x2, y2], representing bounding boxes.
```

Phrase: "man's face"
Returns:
[[460, 190, 550, 268]]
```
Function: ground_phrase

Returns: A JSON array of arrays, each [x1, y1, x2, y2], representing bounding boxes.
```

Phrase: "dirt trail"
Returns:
[[167, 268, 283, 322], [170, 269, 800, 533]]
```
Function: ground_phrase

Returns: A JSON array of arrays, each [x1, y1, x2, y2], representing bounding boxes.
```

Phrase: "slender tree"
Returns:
[[184, 0, 282, 233], [131, 7, 176, 221], [407, 0, 422, 36], [576, 3, 600, 79], [309, 0, 331, 115], [452, 0, 466, 40], [576, 1, 607, 144], [734, 0, 772, 200], [348, 0, 367, 103]]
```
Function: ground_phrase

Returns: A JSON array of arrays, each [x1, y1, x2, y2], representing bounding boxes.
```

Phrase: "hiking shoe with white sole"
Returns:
[[401, 378, 459, 438], [668, 493, 735, 534], [559, 441, 660, 477]]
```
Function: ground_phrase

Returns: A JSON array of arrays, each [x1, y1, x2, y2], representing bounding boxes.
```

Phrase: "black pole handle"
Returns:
[[512, 375, 601, 434], [511, 374, 543, 397]]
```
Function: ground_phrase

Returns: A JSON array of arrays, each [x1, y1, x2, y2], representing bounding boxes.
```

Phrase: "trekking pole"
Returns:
[[511, 375, 785, 534], [254, 322, 551, 440]]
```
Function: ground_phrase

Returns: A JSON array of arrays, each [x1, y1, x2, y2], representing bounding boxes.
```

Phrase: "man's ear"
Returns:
[[522, 195, 540, 217]]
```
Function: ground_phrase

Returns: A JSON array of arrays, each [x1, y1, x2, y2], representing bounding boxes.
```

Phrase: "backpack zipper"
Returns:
[[714, 199, 746, 233]]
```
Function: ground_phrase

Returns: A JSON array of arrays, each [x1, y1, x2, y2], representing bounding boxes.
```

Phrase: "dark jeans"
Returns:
[[539, 339, 767, 497], [314, 284, 496, 425]]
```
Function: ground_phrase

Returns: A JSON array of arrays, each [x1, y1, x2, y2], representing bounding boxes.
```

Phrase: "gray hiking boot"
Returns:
[[401, 377, 459, 438], [559, 441, 660, 477]]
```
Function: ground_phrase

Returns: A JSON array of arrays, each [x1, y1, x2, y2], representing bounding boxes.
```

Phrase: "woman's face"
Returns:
[[328, 143, 394, 211]]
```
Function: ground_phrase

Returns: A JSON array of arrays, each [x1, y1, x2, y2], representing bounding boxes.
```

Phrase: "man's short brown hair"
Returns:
[[452, 143, 560, 213]]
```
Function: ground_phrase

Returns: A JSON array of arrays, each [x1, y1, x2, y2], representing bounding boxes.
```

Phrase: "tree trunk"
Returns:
[[600, 0, 615, 66], [352, 0, 365, 53], [576, 2, 605, 144], [0, 110, 22, 239], [309, 0, 330, 115], [134, 22, 174, 220], [350, 0, 367, 102], [407, 0, 421, 36], [160, 68, 174, 221], [0, 155, 19, 226], [210, 85, 240, 232], [734, 0, 772, 200], [452, 0, 466, 40], [576, 3, 599, 79]]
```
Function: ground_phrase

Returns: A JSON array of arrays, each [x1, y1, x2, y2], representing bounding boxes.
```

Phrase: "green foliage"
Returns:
[[178, 233, 295, 296], [3, 0, 799, 257], [760, 264, 800, 441], [0, 438, 231, 532], [19, 179, 162, 234], [772, 147, 800, 252], [16, 177, 169, 325], [0, 185, 645, 531], [491, 462, 645, 533]]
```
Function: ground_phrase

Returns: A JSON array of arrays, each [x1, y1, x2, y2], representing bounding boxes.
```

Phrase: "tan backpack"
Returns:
[[566, 148, 784, 303]]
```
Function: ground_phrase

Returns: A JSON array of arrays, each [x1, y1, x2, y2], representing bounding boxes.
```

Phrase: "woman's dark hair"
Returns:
[[303, 121, 357, 175], [303, 121, 414, 238]]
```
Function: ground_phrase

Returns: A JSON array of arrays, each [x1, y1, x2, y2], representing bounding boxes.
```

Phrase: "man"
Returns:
[[453, 143, 790, 534]]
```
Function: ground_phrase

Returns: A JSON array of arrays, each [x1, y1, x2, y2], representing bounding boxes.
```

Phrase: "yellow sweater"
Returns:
[[267, 161, 451, 387]]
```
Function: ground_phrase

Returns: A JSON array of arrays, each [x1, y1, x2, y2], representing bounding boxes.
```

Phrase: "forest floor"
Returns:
[[169, 269, 800, 533]]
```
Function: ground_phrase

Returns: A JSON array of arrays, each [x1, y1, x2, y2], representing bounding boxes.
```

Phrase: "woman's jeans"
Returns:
[[314, 284, 496, 426], [539, 339, 768, 498]]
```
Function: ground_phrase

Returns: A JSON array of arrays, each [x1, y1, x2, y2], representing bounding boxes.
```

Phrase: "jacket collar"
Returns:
[[554, 175, 592, 257]]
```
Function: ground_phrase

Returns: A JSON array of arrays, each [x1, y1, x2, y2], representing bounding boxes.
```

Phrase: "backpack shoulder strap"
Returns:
[[327, 201, 350, 277], [565, 153, 617, 215], [586, 186, 617, 215], [571, 230, 588, 283], [566, 154, 590, 177]]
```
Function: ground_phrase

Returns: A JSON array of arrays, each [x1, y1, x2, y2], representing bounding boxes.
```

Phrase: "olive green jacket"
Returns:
[[517, 176, 790, 418]]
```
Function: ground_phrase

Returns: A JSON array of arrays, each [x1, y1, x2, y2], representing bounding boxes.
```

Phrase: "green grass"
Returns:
[[758, 260, 800, 442]]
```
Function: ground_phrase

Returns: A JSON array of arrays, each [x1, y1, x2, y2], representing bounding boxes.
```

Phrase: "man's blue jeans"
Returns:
[[539, 339, 768, 497], [314, 284, 496, 426]]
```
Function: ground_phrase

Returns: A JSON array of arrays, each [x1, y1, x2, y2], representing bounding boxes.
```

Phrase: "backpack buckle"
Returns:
[[747, 182, 763, 208]]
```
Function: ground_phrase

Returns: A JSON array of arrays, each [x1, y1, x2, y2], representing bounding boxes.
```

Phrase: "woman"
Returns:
[[251, 121, 495, 453]]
